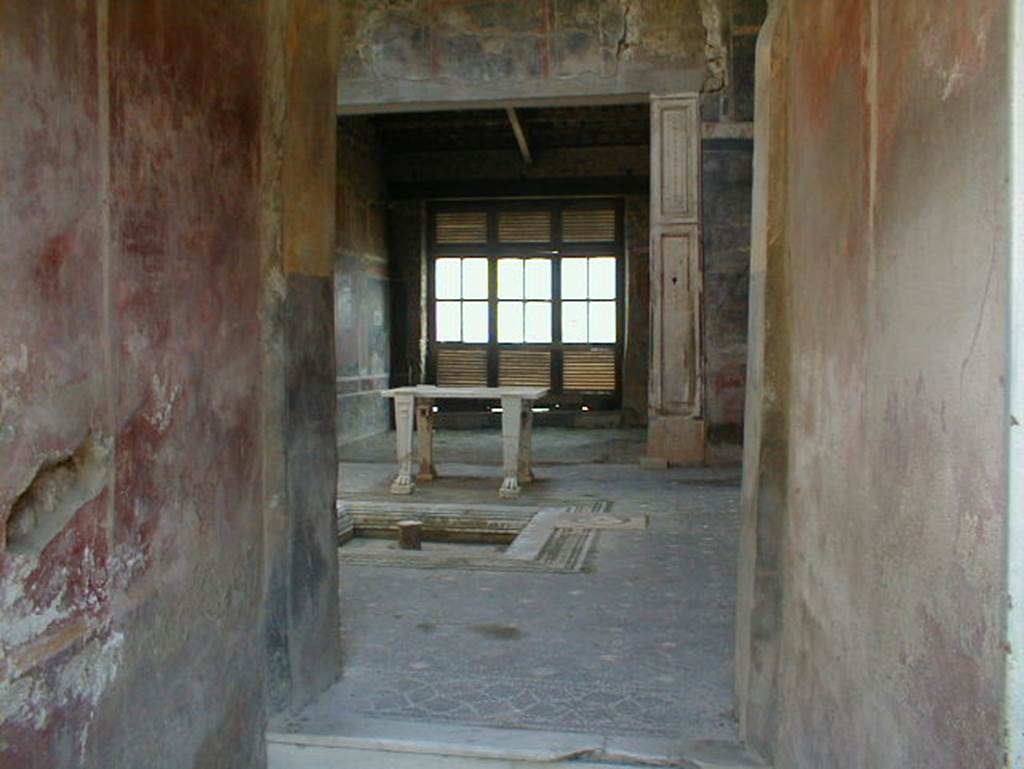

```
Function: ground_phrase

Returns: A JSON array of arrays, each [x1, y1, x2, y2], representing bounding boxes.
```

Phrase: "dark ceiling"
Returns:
[[363, 104, 650, 154]]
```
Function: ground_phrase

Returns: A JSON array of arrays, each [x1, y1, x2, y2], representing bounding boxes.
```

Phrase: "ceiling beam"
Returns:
[[338, 92, 651, 115], [387, 176, 649, 200], [505, 107, 533, 165]]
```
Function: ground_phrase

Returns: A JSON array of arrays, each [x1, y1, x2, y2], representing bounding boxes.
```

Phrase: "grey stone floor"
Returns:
[[285, 451, 743, 745], [338, 426, 648, 466]]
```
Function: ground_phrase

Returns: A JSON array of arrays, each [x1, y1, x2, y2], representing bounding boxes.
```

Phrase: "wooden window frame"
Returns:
[[426, 198, 625, 411]]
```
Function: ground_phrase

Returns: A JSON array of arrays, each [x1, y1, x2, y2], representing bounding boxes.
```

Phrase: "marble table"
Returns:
[[381, 386, 548, 497]]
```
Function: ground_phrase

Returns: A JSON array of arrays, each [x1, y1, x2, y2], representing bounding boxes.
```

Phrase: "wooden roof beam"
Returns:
[[505, 107, 533, 165]]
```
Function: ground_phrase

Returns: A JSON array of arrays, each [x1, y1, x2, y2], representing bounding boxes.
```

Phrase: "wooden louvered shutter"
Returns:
[[562, 349, 617, 392], [436, 348, 488, 387], [498, 210, 551, 243], [436, 211, 487, 244], [498, 350, 551, 388], [562, 208, 616, 243]]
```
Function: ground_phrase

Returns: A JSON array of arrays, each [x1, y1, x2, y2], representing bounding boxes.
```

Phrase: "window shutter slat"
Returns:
[[498, 211, 551, 243], [562, 208, 616, 243], [436, 211, 488, 244], [563, 349, 616, 391], [436, 348, 489, 387], [498, 350, 551, 387]]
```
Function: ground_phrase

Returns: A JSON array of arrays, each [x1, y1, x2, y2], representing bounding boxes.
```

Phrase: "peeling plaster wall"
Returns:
[[261, 0, 342, 716], [700, 0, 765, 124], [703, 138, 754, 462], [1, 1, 341, 766], [623, 193, 652, 426], [1, 3, 266, 766], [0, 6, 114, 766], [335, 0, 765, 121], [739, 1, 1010, 766], [337, 0, 711, 110], [388, 200, 428, 390], [735, 0, 788, 754], [335, 119, 391, 445]]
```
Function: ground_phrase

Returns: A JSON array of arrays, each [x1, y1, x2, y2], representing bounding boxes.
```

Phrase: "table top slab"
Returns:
[[382, 385, 548, 400]]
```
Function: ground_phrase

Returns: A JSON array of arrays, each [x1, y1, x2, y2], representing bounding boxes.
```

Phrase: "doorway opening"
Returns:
[[272, 100, 758, 768]]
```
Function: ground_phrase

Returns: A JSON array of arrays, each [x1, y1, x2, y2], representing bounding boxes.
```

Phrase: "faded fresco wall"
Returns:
[[388, 200, 427, 390], [734, 0, 788, 753], [264, 0, 342, 717], [701, 0, 763, 462], [0, 5, 117, 764], [738, 0, 1009, 766], [623, 194, 652, 426], [337, 0, 712, 110], [0, 1, 340, 767], [0, 5, 265, 766], [703, 138, 754, 463], [335, 119, 391, 445]]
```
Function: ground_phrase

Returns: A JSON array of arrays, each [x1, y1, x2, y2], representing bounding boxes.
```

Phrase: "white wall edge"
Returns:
[[1006, 1, 1024, 765]]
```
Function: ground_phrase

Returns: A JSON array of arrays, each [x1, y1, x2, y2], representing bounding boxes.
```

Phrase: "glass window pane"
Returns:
[[588, 257, 616, 300], [589, 301, 616, 343], [525, 302, 552, 343], [498, 301, 524, 343], [462, 258, 489, 299], [524, 259, 552, 299], [497, 259, 523, 299], [462, 301, 489, 342], [561, 258, 588, 300], [436, 301, 461, 341], [435, 259, 461, 299], [562, 301, 588, 343]]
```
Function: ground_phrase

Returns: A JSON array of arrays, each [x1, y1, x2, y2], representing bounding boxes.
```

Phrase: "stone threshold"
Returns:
[[266, 715, 769, 769]]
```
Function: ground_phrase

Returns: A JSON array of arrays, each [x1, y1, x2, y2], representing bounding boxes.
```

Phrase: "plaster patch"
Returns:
[[0, 557, 74, 652], [2, 593, 73, 653], [5, 433, 111, 557], [698, 0, 728, 92], [940, 60, 965, 102], [121, 327, 149, 361], [615, 1, 637, 63], [0, 626, 123, 739], [148, 373, 180, 434], [0, 344, 29, 377], [0, 344, 29, 416], [0, 667, 49, 729], [108, 541, 149, 587], [61, 629, 123, 712], [918, 0, 998, 102], [268, 265, 287, 303]]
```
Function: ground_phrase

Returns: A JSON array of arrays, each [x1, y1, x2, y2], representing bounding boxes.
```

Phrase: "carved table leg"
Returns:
[[518, 400, 535, 483], [499, 395, 523, 498], [416, 399, 437, 482], [390, 393, 415, 495]]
